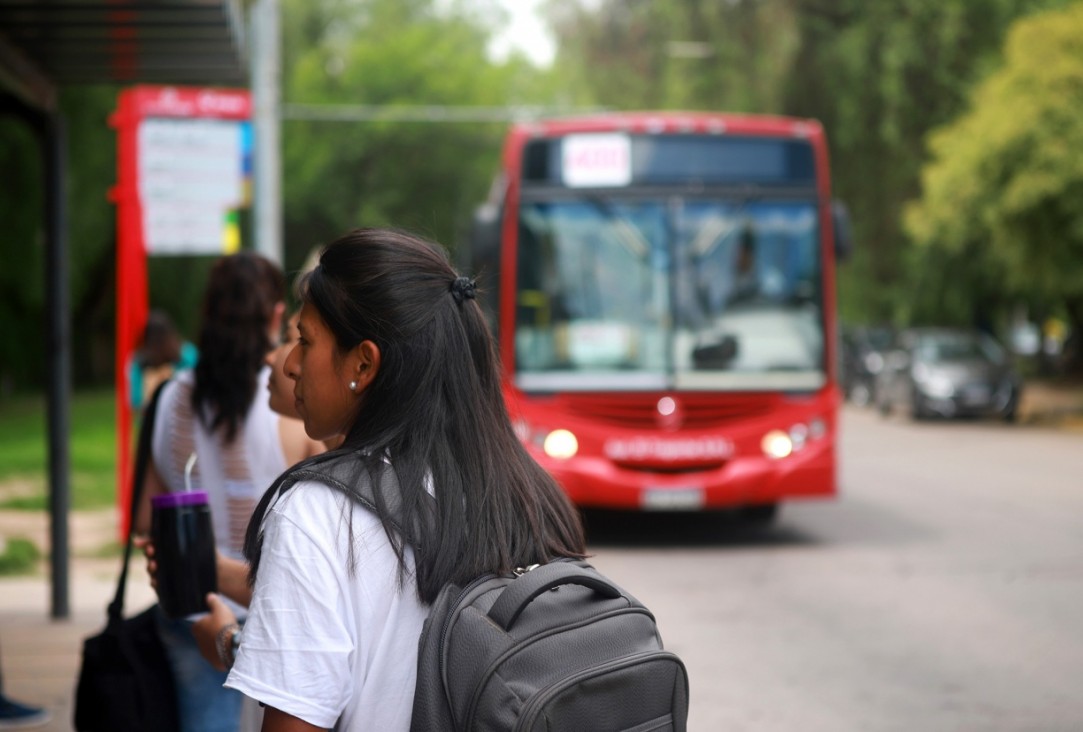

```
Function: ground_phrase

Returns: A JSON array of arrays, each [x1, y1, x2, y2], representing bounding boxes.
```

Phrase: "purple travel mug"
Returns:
[[151, 491, 217, 618]]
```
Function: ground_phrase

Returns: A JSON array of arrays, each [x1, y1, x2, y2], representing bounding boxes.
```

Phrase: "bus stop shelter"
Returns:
[[0, 0, 248, 619]]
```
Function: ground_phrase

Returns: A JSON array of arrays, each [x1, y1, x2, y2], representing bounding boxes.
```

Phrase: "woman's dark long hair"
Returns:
[[192, 251, 285, 442], [245, 228, 585, 603]]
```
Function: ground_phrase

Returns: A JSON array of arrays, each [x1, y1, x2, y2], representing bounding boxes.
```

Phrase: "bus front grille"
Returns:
[[561, 394, 775, 429]]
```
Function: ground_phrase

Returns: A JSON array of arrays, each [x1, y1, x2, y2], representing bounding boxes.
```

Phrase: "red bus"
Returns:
[[468, 112, 851, 521]]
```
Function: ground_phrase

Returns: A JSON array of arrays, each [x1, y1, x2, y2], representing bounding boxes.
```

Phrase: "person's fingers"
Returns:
[[191, 611, 228, 672], [205, 592, 238, 625]]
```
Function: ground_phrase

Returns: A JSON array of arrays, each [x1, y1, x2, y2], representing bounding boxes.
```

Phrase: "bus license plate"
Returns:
[[642, 487, 705, 511]]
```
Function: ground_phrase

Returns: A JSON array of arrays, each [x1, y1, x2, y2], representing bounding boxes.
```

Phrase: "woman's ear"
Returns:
[[352, 340, 382, 393], [269, 301, 286, 344]]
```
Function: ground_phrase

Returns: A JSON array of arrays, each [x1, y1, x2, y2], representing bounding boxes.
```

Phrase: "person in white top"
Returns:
[[134, 252, 323, 732], [196, 227, 587, 731]]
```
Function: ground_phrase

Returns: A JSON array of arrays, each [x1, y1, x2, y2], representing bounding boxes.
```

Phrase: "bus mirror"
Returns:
[[832, 200, 854, 262], [471, 202, 501, 274]]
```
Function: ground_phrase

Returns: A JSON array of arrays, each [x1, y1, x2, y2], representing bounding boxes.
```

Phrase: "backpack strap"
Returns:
[[260, 449, 419, 548]]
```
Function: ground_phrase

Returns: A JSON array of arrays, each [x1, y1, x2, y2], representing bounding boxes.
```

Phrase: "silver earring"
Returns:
[[349, 380, 358, 391]]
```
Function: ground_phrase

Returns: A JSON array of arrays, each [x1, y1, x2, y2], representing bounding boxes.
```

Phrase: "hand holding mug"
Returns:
[[192, 593, 239, 672], [132, 535, 159, 593]]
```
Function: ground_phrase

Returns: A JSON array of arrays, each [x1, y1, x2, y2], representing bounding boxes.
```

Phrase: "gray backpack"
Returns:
[[265, 454, 690, 731], [409, 559, 690, 731]]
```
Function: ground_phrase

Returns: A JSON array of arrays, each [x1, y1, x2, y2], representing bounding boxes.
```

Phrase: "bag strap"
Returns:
[[107, 379, 168, 623]]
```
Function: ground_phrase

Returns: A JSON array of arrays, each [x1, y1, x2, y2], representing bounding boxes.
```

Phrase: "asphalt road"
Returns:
[[584, 406, 1083, 732]]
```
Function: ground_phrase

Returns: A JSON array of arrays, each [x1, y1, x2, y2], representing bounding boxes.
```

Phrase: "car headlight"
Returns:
[[913, 364, 955, 398], [920, 374, 955, 398]]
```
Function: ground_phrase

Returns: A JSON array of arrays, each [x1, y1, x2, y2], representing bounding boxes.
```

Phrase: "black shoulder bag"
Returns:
[[74, 381, 180, 732]]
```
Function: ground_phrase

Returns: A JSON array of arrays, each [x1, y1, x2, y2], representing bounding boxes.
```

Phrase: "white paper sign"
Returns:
[[562, 133, 632, 188], [138, 118, 248, 254]]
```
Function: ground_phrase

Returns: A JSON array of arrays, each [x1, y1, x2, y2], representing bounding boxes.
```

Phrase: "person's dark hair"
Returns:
[[139, 310, 182, 368], [192, 251, 285, 443], [245, 228, 585, 603]]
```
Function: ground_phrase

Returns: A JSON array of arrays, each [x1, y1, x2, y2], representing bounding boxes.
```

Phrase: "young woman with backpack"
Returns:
[[208, 227, 586, 731]]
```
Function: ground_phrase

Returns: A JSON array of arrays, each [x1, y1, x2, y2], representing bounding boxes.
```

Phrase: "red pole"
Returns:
[[110, 88, 149, 541]]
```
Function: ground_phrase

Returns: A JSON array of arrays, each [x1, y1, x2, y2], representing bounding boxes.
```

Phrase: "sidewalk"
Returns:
[[0, 510, 155, 732], [1017, 377, 1083, 429]]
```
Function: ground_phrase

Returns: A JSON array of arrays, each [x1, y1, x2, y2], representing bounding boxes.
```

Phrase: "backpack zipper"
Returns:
[[463, 606, 657, 729], [513, 650, 685, 731], [435, 563, 541, 693]]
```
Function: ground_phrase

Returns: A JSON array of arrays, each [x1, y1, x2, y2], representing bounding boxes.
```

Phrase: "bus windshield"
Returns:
[[514, 195, 825, 392]]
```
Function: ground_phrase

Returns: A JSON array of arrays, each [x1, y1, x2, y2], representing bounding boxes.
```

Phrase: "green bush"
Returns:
[[0, 537, 41, 575]]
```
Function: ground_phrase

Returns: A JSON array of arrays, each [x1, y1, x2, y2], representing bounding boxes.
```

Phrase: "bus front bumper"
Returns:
[[533, 438, 835, 511]]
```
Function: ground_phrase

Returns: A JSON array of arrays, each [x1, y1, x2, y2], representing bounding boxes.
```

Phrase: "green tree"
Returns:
[[905, 1, 1083, 355], [781, 0, 1070, 325], [0, 115, 44, 393], [547, 0, 798, 112], [0, 85, 118, 392], [279, 0, 553, 271]]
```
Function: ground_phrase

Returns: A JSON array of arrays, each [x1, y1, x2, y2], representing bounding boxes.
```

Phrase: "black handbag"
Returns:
[[74, 382, 180, 732]]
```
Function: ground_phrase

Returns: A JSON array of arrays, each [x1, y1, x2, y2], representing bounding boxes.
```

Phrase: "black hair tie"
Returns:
[[450, 276, 477, 304]]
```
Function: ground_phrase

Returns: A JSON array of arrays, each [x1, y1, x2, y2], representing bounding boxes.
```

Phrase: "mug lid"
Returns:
[[152, 491, 209, 509]]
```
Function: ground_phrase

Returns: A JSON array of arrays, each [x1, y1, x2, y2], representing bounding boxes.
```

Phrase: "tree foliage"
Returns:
[[547, 0, 799, 112], [0, 85, 118, 390], [780, 0, 1070, 326], [905, 1, 1083, 336], [279, 0, 552, 273]]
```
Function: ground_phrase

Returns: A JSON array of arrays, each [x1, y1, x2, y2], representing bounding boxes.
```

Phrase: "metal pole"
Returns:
[[44, 110, 70, 620], [251, 0, 282, 265]]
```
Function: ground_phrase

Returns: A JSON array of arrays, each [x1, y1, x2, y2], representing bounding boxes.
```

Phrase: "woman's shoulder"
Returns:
[[160, 368, 195, 398], [270, 475, 380, 530]]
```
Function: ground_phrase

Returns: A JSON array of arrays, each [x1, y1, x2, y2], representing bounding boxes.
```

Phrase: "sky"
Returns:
[[487, 0, 556, 67]]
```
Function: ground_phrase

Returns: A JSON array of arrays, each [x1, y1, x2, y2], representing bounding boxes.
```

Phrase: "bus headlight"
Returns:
[[543, 429, 579, 459], [761, 430, 793, 459], [789, 423, 809, 451]]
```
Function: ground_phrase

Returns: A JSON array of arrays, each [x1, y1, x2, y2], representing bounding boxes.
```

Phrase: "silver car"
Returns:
[[875, 327, 1022, 421]]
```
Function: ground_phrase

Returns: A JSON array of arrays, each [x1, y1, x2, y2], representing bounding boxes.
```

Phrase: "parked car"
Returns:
[[875, 327, 1022, 421], [840, 325, 894, 407]]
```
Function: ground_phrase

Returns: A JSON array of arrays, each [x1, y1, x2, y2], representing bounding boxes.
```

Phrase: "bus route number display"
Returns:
[[562, 133, 632, 188]]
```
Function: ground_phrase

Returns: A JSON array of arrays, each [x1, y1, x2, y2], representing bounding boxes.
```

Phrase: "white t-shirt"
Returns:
[[152, 367, 287, 558], [225, 480, 429, 731], [152, 367, 288, 619]]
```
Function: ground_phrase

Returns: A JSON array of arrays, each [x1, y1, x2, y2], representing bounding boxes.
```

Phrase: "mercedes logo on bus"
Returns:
[[656, 396, 683, 430]]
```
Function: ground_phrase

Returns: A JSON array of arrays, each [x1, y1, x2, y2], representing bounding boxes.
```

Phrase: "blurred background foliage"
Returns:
[[2, 0, 1081, 394]]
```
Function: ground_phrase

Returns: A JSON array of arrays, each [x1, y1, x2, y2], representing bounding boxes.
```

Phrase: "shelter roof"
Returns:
[[0, 0, 248, 110]]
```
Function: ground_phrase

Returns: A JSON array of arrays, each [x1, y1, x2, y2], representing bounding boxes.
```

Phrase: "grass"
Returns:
[[0, 537, 41, 575], [0, 388, 118, 511]]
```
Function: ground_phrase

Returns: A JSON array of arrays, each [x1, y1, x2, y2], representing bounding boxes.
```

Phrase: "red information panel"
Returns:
[[111, 85, 251, 537]]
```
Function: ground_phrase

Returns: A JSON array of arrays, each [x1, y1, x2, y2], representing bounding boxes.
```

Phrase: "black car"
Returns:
[[840, 325, 893, 407], [875, 327, 1022, 421]]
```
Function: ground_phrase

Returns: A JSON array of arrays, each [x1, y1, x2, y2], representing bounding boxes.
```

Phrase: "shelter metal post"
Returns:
[[43, 110, 70, 620], [251, 0, 282, 265]]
